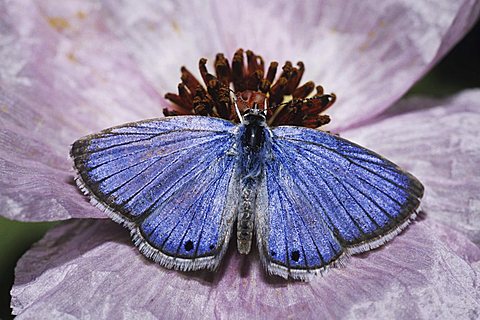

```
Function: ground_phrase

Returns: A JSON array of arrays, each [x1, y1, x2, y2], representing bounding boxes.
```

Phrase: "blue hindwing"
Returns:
[[256, 126, 423, 280], [71, 116, 239, 271]]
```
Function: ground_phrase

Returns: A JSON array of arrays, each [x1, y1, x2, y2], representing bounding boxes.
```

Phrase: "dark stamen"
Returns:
[[246, 50, 257, 75], [180, 66, 203, 94], [245, 70, 263, 91], [285, 62, 305, 95], [164, 49, 337, 128], [193, 87, 215, 116], [293, 81, 315, 99], [232, 49, 246, 92], [198, 58, 210, 86], [269, 76, 288, 106], [265, 61, 278, 84], [214, 53, 231, 86]]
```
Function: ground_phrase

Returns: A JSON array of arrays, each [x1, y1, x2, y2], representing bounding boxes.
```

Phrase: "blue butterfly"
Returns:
[[70, 102, 423, 280]]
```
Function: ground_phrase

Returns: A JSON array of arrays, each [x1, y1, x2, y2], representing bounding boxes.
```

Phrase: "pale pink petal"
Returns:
[[343, 89, 480, 244], [11, 219, 480, 319], [101, 0, 480, 130], [0, 124, 101, 221], [2, 1, 165, 140], [0, 1, 164, 220]]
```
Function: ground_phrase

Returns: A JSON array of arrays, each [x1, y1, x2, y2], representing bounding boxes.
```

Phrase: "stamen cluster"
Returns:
[[164, 49, 336, 128]]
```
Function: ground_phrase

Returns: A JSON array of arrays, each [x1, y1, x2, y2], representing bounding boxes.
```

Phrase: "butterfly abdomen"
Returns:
[[237, 178, 256, 254]]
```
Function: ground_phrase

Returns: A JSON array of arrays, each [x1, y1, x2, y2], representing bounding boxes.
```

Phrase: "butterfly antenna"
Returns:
[[230, 90, 244, 124]]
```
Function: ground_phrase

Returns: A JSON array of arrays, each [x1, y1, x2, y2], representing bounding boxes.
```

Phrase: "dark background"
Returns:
[[1, 20, 479, 319]]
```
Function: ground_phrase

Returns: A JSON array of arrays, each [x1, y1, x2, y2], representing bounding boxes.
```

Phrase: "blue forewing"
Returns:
[[71, 114, 423, 280]]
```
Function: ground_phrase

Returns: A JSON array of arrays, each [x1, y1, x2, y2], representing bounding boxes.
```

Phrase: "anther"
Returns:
[[293, 81, 315, 99], [285, 62, 305, 95], [214, 53, 231, 86], [265, 61, 278, 84], [180, 66, 203, 94], [232, 49, 246, 92], [198, 58, 210, 86]]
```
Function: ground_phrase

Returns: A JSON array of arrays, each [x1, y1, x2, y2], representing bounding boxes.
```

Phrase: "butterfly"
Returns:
[[70, 97, 423, 281]]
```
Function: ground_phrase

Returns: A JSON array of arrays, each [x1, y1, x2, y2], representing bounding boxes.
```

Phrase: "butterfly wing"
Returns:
[[256, 126, 424, 280], [71, 116, 239, 271]]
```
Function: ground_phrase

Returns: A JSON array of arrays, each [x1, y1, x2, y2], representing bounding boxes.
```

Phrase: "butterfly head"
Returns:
[[243, 108, 267, 127], [229, 90, 267, 126]]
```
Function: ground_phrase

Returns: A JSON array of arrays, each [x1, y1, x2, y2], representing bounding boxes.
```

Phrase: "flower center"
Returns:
[[164, 49, 336, 128]]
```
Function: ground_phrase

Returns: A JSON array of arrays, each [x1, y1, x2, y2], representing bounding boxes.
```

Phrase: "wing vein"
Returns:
[[288, 142, 385, 236], [269, 148, 334, 266], [279, 137, 413, 194], [82, 129, 231, 154], [83, 133, 228, 171], [90, 135, 227, 187], [172, 158, 235, 256], [140, 148, 232, 225]]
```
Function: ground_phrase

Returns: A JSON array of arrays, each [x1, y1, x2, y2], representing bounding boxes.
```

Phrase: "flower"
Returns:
[[1, 1, 480, 319]]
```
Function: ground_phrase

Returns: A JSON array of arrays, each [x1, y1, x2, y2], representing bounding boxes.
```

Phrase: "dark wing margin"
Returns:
[[70, 116, 240, 271], [256, 126, 423, 280]]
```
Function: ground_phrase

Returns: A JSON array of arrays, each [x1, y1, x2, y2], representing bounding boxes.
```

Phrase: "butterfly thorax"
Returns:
[[239, 109, 268, 180], [236, 109, 270, 254], [242, 110, 267, 151]]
